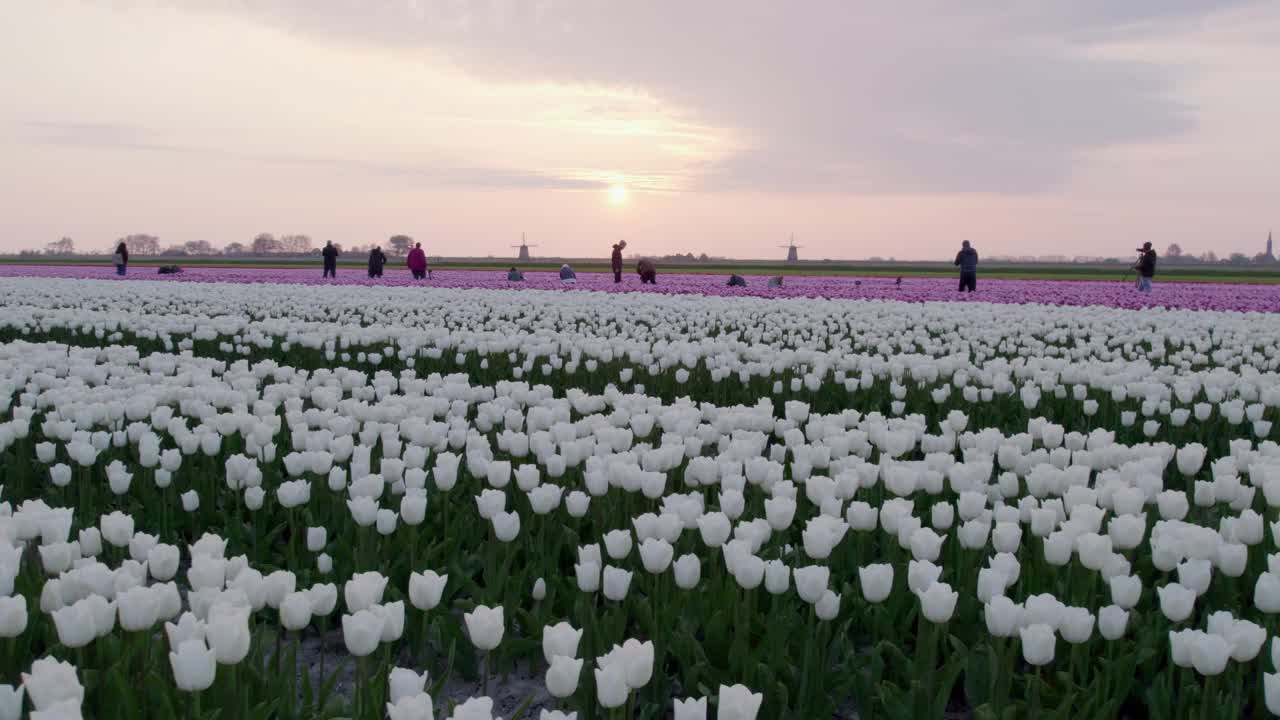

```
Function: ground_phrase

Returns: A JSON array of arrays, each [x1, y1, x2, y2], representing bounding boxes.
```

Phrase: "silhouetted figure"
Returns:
[[894, 277, 901, 287], [407, 242, 428, 280], [1134, 242, 1157, 293], [954, 241, 978, 292], [560, 263, 577, 284], [768, 276, 784, 289], [611, 241, 626, 283], [507, 267, 524, 281], [637, 258, 656, 284], [322, 241, 339, 278], [727, 274, 747, 287], [367, 246, 387, 278], [113, 241, 129, 276]]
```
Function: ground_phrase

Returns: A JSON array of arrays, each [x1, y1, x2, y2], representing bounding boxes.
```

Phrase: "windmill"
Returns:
[[512, 233, 538, 262], [779, 235, 803, 263]]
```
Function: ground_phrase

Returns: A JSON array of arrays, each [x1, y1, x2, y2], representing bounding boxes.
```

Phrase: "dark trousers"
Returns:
[[959, 271, 976, 292], [613, 268, 622, 283], [323, 262, 336, 278], [640, 271, 656, 284], [411, 269, 425, 280]]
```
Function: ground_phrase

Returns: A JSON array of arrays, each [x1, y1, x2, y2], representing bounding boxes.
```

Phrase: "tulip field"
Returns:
[[4, 274, 1280, 719]]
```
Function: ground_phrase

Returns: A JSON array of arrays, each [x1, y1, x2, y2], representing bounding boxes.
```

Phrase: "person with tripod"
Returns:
[[321, 241, 339, 278], [1133, 241, 1157, 293], [954, 240, 978, 292]]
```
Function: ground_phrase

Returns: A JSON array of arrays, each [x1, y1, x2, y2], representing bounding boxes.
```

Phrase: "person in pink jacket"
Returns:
[[407, 242, 430, 280]]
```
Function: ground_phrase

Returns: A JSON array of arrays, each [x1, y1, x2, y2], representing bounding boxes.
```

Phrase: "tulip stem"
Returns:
[[1028, 666, 1042, 720], [1202, 674, 1217, 720], [353, 656, 362, 719]]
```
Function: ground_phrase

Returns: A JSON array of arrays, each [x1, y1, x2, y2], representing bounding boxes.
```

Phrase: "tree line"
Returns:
[[32, 234, 422, 258]]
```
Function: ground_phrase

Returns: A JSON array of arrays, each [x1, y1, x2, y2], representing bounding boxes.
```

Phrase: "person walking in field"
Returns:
[[407, 242, 429, 280], [954, 240, 978, 292], [1134, 241, 1157, 293], [322, 241, 339, 278], [636, 257, 657, 285], [611, 240, 626, 283], [113, 241, 129, 276], [367, 246, 387, 279]]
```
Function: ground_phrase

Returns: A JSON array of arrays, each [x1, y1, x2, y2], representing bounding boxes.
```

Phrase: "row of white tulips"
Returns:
[[1, 277, 1280, 719]]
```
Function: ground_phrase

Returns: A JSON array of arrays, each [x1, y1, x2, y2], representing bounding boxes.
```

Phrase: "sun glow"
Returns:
[[608, 184, 629, 205]]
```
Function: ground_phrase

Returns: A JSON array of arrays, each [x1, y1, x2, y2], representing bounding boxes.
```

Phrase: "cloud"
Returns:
[[131, 0, 1270, 193], [20, 119, 605, 190], [25, 121, 184, 153]]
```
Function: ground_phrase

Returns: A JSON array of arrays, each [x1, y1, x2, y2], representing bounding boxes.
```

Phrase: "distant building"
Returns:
[[1266, 231, 1275, 262]]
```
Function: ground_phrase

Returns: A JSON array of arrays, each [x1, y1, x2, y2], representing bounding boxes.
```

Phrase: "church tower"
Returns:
[[1267, 231, 1275, 262]]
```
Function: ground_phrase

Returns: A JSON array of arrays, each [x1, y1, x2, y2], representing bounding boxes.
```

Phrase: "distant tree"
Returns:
[[182, 240, 216, 255], [1228, 252, 1250, 265], [387, 235, 413, 256], [698, 253, 710, 262], [45, 237, 75, 255], [1200, 251, 1218, 263], [160, 246, 188, 256], [119, 234, 161, 255], [1166, 243, 1183, 259], [278, 234, 313, 254], [223, 242, 247, 255], [252, 233, 280, 254]]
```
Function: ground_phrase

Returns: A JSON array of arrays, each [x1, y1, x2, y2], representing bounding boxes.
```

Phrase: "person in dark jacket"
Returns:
[[407, 242, 428, 280], [636, 258, 656, 284], [113, 241, 129, 276], [367, 246, 387, 278], [507, 267, 525, 281], [611, 240, 626, 283], [727, 274, 747, 287], [559, 264, 577, 284], [322, 241, 339, 278], [1134, 242, 1157, 292], [954, 240, 978, 292], [768, 275, 784, 289]]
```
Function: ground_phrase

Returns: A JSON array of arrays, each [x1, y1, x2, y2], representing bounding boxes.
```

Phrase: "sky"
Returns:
[[1, 1, 1278, 261]]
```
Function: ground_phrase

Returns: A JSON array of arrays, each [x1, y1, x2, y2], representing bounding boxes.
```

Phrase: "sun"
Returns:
[[608, 184, 628, 206]]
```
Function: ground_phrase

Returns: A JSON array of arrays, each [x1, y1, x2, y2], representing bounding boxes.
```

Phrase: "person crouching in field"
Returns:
[[637, 258, 656, 284], [507, 267, 524, 282], [954, 240, 978, 292], [560, 264, 577, 284], [768, 276, 784, 289], [322, 241, 339, 278], [407, 243, 429, 280], [727, 274, 747, 287]]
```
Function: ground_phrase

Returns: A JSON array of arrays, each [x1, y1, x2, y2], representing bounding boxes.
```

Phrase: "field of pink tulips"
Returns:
[[2, 262, 1279, 312], [1, 274, 1280, 719]]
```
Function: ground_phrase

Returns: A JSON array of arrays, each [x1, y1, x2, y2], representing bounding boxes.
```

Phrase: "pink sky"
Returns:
[[1, 1, 1278, 261]]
